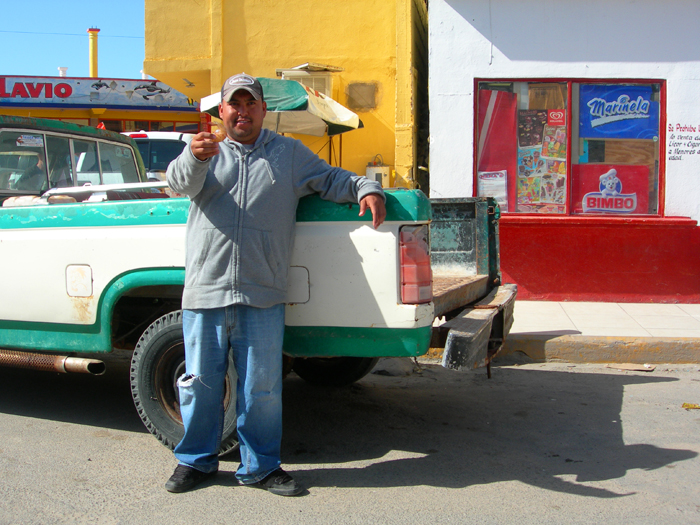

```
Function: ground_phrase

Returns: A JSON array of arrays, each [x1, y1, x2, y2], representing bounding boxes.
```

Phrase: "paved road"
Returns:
[[0, 356, 699, 524]]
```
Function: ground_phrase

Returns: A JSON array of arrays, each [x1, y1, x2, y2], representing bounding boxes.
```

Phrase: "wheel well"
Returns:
[[111, 285, 183, 350]]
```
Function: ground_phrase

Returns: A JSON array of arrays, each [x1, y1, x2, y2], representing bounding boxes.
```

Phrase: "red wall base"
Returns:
[[500, 216, 700, 303]]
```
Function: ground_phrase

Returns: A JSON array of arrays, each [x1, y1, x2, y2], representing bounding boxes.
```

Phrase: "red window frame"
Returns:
[[473, 78, 667, 217]]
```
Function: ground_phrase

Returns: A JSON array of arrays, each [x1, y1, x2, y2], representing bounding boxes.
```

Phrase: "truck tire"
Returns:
[[292, 356, 380, 387], [130, 310, 239, 456]]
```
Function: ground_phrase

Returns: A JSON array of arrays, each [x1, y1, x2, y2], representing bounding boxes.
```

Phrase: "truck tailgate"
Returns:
[[429, 197, 517, 373]]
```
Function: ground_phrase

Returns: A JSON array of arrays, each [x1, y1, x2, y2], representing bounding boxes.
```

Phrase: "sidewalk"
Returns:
[[500, 301, 700, 364]]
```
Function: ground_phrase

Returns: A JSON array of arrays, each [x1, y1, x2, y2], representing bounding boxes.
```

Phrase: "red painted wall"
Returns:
[[500, 216, 700, 303]]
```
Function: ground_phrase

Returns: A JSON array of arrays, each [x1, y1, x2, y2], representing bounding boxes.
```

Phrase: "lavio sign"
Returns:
[[0, 76, 197, 111], [579, 84, 659, 140]]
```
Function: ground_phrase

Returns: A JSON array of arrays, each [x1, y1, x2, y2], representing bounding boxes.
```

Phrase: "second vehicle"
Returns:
[[122, 131, 194, 182]]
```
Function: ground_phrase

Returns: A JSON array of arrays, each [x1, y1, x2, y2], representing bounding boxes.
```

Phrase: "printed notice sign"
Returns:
[[477, 170, 507, 207], [667, 123, 700, 161]]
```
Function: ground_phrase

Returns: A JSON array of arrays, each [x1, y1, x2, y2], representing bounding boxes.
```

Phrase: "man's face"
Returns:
[[218, 90, 267, 144]]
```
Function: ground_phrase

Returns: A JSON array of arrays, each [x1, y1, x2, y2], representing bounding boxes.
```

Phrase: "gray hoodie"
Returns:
[[167, 128, 384, 310]]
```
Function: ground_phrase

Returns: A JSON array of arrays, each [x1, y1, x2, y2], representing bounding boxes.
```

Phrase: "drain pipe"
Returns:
[[0, 349, 106, 375]]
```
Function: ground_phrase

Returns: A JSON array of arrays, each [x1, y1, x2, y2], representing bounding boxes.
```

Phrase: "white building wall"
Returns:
[[429, 0, 700, 221]]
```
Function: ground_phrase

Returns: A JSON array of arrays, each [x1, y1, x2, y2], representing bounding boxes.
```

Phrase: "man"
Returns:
[[165, 73, 386, 496], [15, 154, 46, 191]]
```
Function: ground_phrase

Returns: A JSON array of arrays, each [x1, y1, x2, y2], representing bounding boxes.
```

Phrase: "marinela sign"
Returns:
[[579, 84, 659, 140]]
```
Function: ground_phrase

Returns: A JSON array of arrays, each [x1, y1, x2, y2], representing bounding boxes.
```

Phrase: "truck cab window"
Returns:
[[46, 135, 73, 188], [0, 131, 48, 194]]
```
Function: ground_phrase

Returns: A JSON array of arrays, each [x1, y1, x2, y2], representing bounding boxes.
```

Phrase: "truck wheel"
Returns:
[[292, 356, 380, 387], [130, 310, 239, 456]]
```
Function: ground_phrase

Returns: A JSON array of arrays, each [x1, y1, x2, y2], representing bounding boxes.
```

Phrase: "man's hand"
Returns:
[[359, 193, 387, 229], [190, 132, 221, 161]]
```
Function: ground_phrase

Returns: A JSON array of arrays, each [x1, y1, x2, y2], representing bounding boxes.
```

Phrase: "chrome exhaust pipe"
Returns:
[[0, 349, 106, 375]]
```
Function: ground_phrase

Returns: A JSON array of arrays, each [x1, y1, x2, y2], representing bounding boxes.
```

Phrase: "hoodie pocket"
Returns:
[[187, 226, 235, 288], [239, 227, 277, 289]]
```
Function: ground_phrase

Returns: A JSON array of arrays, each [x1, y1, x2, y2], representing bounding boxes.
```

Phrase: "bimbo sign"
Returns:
[[582, 168, 637, 213], [572, 164, 650, 215], [579, 85, 659, 140]]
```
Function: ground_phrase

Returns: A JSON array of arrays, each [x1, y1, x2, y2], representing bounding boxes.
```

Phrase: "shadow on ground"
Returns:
[[0, 356, 695, 499], [277, 362, 696, 498]]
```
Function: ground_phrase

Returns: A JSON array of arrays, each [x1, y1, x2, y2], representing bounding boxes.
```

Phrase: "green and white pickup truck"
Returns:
[[0, 116, 516, 455]]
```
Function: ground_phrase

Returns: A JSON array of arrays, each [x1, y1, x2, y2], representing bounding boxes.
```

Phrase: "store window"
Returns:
[[476, 80, 662, 216], [100, 120, 123, 133], [174, 122, 199, 133], [59, 119, 90, 127], [101, 120, 200, 133], [124, 121, 150, 132], [152, 121, 176, 131]]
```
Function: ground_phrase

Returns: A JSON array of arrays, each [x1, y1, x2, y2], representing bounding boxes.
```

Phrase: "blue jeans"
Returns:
[[174, 303, 285, 484]]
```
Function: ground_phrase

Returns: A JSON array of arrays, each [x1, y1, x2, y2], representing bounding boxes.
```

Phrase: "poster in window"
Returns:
[[517, 146, 547, 178], [517, 176, 541, 205], [517, 110, 548, 147], [516, 144, 567, 210], [546, 159, 567, 176], [477, 170, 508, 208], [571, 164, 650, 214], [579, 85, 659, 140], [539, 173, 566, 204], [541, 125, 567, 159]]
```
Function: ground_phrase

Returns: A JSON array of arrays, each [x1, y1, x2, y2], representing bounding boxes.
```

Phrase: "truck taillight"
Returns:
[[399, 225, 432, 304]]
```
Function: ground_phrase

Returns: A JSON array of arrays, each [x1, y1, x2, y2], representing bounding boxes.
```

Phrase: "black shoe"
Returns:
[[255, 468, 304, 496], [165, 464, 217, 493]]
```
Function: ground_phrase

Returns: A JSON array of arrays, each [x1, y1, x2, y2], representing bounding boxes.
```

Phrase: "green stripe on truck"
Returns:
[[0, 189, 431, 229], [283, 325, 433, 358]]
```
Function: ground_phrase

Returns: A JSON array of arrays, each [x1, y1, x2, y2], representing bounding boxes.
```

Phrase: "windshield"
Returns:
[[0, 132, 48, 193]]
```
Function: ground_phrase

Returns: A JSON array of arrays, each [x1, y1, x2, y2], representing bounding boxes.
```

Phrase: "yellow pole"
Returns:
[[87, 27, 100, 78]]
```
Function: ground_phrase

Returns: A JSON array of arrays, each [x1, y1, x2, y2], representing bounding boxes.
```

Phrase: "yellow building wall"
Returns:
[[144, 0, 427, 188]]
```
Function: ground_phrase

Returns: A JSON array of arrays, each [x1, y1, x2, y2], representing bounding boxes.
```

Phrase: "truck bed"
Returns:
[[432, 274, 489, 318]]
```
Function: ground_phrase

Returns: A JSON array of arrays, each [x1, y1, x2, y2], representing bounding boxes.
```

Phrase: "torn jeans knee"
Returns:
[[177, 372, 224, 408]]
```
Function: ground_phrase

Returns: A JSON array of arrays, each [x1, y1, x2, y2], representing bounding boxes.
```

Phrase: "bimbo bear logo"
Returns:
[[582, 168, 637, 213], [599, 169, 622, 196]]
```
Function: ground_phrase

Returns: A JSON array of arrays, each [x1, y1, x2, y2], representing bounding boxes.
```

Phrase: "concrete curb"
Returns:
[[499, 333, 700, 364]]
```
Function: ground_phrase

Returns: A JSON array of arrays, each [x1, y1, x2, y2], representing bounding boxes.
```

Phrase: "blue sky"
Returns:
[[0, 0, 147, 80]]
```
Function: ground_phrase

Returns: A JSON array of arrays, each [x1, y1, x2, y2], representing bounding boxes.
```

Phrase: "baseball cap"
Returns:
[[221, 73, 264, 102]]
